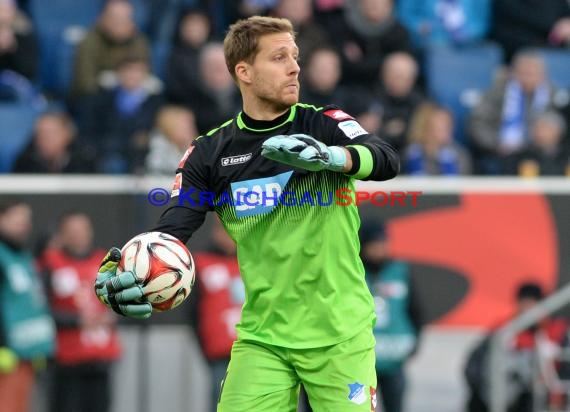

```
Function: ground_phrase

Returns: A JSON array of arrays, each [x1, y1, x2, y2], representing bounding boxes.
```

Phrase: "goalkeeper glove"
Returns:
[[261, 134, 347, 172], [94, 247, 152, 319]]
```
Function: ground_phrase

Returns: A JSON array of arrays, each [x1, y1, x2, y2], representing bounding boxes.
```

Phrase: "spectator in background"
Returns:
[[0, 0, 36, 81], [270, 0, 331, 68], [396, 0, 491, 50], [464, 282, 570, 412], [12, 112, 97, 174], [190, 216, 244, 412], [81, 56, 163, 174], [331, 0, 413, 87], [146, 106, 198, 175], [165, 7, 213, 105], [313, 0, 345, 37], [360, 220, 423, 412], [0, 201, 55, 412], [404, 102, 471, 175], [40, 212, 121, 412], [70, 0, 150, 99], [300, 46, 347, 107], [147, 0, 189, 44], [490, 0, 570, 62], [468, 50, 561, 175], [374, 51, 424, 152], [504, 110, 569, 176], [190, 42, 240, 133], [301, 47, 384, 136], [343, 93, 384, 137], [235, 0, 279, 20]]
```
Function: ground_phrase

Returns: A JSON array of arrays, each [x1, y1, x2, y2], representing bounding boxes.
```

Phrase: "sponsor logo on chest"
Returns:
[[230, 171, 293, 218]]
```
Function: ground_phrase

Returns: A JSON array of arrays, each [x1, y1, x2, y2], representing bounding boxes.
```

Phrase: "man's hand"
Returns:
[[261, 134, 347, 172], [94, 247, 152, 319]]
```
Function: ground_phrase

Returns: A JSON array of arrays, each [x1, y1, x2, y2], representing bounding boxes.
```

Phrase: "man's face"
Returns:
[[0, 204, 32, 245], [35, 116, 73, 160], [362, 239, 388, 264], [201, 47, 234, 91], [383, 54, 417, 98], [306, 49, 340, 92], [101, 2, 135, 42], [513, 57, 545, 93], [58, 214, 93, 255], [247, 32, 300, 110], [118, 62, 148, 90]]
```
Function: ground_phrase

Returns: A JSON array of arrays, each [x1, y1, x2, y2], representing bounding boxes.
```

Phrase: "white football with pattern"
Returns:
[[118, 232, 195, 312]]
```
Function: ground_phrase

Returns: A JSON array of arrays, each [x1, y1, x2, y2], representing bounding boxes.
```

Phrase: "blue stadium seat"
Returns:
[[130, 0, 151, 34], [30, 0, 102, 95], [151, 41, 172, 80], [425, 43, 504, 144], [0, 104, 41, 173], [535, 49, 570, 89], [29, 0, 102, 29]]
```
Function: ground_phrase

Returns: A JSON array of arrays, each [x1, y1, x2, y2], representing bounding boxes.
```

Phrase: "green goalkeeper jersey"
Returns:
[[153, 103, 399, 348]]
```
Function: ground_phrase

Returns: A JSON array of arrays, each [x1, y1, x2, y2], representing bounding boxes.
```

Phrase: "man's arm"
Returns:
[[151, 206, 207, 244], [343, 138, 400, 181], [94, 139, 212, 318], [321, 106, 400, 181], [151, 139, 213, 242], [261, 108, 400, 181]]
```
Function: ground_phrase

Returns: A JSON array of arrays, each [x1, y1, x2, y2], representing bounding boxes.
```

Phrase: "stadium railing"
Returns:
[[489, 283, 570, 412]]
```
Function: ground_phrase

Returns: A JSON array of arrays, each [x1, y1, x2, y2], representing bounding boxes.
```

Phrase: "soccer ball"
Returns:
[[117, 232, 195, 312]]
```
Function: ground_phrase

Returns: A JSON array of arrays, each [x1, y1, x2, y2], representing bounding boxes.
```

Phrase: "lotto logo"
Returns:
[[221, 153, 252, 166]]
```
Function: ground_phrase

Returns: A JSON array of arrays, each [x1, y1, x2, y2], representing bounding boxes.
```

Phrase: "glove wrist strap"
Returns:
[[326, 146, 347, 172]]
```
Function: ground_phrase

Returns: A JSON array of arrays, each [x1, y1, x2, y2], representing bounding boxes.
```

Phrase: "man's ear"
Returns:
[[235, 61, 252, 85]]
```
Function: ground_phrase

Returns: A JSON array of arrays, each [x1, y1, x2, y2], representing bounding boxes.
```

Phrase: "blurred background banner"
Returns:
[[1, 175, 567, 330]]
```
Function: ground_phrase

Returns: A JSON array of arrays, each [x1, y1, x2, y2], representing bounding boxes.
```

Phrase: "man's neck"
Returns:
[[241, 96, 291, 121]]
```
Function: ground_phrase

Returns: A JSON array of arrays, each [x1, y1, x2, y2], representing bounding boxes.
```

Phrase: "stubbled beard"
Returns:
[[253, 77, 298, 111], [257, 94, 291, 113]]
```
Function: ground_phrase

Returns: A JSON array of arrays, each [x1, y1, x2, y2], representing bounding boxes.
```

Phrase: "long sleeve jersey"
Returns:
[[153, 103, 399, 348]]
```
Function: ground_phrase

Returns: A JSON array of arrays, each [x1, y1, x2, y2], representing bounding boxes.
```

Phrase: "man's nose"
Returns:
[[289, 57, 300, 75]]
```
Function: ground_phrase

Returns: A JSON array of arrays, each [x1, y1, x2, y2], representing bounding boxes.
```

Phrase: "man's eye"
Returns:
[[274, 55, 284, 61]]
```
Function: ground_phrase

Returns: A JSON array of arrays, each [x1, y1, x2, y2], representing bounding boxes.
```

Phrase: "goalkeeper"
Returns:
[[95, 15, 399, 412]]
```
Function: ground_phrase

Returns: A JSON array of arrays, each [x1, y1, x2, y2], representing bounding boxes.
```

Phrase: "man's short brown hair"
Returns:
[[223, 16, 295, 82]]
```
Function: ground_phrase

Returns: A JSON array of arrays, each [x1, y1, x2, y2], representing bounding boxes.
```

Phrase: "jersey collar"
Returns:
[[237, 105, 297, 132]]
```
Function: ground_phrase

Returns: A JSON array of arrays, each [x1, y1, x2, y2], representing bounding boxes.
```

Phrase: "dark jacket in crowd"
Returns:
[[491, 0, 570, 61]]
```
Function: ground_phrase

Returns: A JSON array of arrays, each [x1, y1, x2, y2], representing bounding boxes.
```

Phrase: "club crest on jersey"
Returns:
[[230, 171, 293, 218], [347, 383, 367, 405], [324, 109, 354, 121], [221, 153, 252, 167], [338, 120, 368, 139]]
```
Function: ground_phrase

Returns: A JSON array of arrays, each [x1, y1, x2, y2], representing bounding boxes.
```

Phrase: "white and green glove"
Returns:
[[261, 134, 347, 172], [94, 247, 152, 319]]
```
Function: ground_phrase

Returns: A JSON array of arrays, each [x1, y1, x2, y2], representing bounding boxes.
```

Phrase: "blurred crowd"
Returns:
[[0, 0, 569, 176], [3, 200, 570, 412]]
